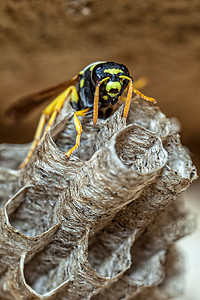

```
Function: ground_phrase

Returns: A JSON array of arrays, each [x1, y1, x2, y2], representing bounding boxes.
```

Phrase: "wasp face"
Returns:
[[100, 76, 123, 105], [92, 62, 131, 105]]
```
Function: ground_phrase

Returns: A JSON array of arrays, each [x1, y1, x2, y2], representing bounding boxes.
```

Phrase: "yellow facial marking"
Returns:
[[104, 69, 123, 75], [108, 92, 118, 97], [80, 78, 84, 88], [103, 95, 108, 100], [106, 81, 121, 92]]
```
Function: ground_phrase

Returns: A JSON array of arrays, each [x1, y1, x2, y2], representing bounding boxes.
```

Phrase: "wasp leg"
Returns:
[[121, 86, 156, 122], [19, 86, 78, 169], [133, 88, 156, 103], [44, 86, 79, 134], [19, 114, 47, 169], [65, 108, 90, 158], [120, 77, 148, 103]]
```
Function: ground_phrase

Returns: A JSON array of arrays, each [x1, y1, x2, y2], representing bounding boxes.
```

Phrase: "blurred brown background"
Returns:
[[0, 0, 200, 169]]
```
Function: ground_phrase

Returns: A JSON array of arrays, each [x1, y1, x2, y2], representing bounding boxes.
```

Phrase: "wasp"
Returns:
[[5, 61, 156, 169]]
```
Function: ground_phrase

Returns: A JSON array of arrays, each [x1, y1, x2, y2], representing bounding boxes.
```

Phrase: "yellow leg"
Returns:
[[119, 78, 156, 121], [43, 86, 78, 134], [65, 108, 90, 158], [19, 85, 78, 169], [120, 77, 155, 104], [120, 90, 156, 104], [19, 114, 47, 169], [133, 88, 156, 103]]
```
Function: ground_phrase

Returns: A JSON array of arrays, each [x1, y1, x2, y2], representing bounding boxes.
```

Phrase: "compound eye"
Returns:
[[94, 64, 104, 75], [92, 65, 104, 83], [96, 66, 102, 72]]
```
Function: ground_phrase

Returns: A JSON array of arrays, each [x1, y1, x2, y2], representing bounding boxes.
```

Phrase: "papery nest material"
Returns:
[[0, 98, 197, 300]]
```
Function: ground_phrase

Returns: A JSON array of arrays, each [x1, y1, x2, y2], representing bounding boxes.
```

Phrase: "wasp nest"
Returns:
[[0, 98, 197, 300]]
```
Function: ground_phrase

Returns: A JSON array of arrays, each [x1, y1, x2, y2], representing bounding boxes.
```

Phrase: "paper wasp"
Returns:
[[5, 61, 156, 169]]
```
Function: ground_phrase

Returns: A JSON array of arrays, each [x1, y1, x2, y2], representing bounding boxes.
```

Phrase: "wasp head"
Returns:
[[92, 62, 132, 105]]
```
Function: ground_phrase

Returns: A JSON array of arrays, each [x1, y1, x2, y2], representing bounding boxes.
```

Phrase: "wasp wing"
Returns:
[[4, 75, 79, 124]]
